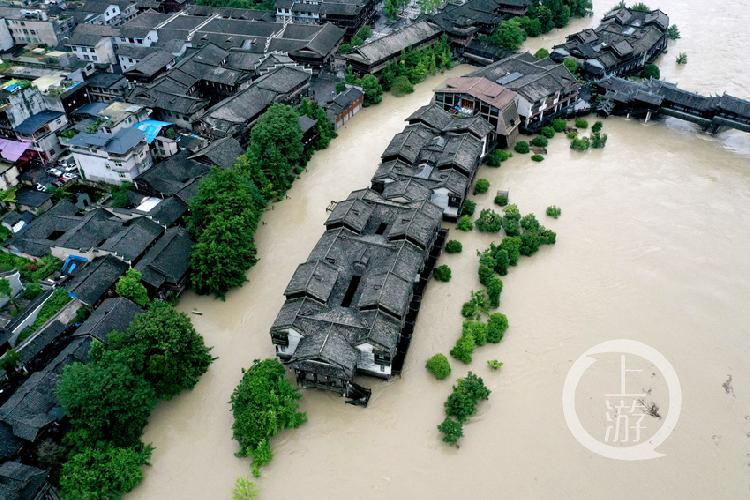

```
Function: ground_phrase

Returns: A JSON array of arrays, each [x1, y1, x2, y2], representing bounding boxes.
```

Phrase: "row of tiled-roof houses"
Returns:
[[267, 47, 584, 403]]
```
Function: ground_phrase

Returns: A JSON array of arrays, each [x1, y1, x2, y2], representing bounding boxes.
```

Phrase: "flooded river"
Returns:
[[132, 1, 750, 498]]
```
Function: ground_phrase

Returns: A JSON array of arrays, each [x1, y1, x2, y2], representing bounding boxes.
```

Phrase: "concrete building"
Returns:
[[0, 7, 75, 47], [67, 23, 120, 65], [67, 127, 153, 184], [434, 76, 520, 147], [73, 0, 138, 26], [469, 52, 581, 131]]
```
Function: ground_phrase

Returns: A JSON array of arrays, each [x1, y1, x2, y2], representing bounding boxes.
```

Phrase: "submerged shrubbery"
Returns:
[[426, 353, 451, 380], [438, 373, 491, 446]]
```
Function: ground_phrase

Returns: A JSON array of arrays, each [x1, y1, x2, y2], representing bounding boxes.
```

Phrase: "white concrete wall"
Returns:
[[0, 20, 14, 51], [73, 142, 153, 185], [276, 328, 302, 356]]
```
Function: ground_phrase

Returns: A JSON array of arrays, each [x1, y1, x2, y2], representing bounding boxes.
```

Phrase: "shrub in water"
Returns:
[[552, 118, 567, 133], [450, 333, 475, 364], [391, 75, 414, 96], [494, 191, 508, 206], [530, 136, 548, 148], [438, 417, 464, 446], [592, 121, 603, 134], [473, 178, 490, 194], [426, 353, 451, 380], [531, 154, 544, 162], [487, 359, 504, 370], [486, 312, 509, 343], [591, 132, 608, 149], [575, 118, 588, 129], [456, 215, 473, 231], [461, 200, 476, 217], [546, 205, 562, 218], [514, 141, 530, 154], [486, 275, 503, 308], [475, 208, 503, 232], [570, 136, 590, 151], [445, 240, 463, 253], [433, 264, 452, 282], [540, 126, 555, 139]]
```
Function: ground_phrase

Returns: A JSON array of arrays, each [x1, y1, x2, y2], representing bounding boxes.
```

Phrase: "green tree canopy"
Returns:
[[360, 74, 383, 106], [299, 98, 337, 150], [59, 442, 152, 500], [488, 19, 527, 51], [246, 104, 304, 197], [57, 351, 157, 448], [0, 277, 11, 298], [115, 268, 149, 307], [107, 301, 213, 399], [231, 359, 307, 476], [190, 214, 258, 298]]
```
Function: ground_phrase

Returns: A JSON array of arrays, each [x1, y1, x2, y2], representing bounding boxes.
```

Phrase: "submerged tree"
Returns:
[[667, 24, 680, 40], [231, 359, 307, 477], [108, 301, 214, 400]]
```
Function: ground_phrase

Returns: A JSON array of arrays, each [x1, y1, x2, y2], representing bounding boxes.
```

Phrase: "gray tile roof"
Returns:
[[65, 254, 129, 306], [189, 136, 244, 169], [470, 52, 580, 104], [135, 151, 210, 199], [135, 227, 193, 289], [276, 188, 443, 374], [16, 320, 68, 366], [374, 104, 491, 206], [125, 50, 174, 77], [0, 338, 90, 442], [73, 297, 142, 342], [119, 10, 170, 38], [69, 23, 120, 46], [146, 196, 188, 226], [99, 216, 163, 262], [13, 188, 51, 209], [0, 461, 48, 499], [198, 66, 310, 136], [345, 21, 441, 66]]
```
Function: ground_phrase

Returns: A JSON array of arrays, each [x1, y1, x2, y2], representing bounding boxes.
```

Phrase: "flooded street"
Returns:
[[132, 1, 750, 498]]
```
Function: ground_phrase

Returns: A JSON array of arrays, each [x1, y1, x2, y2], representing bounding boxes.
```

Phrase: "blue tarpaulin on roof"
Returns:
[[62, 255, 88, 276], [133, 119, 173, 144]]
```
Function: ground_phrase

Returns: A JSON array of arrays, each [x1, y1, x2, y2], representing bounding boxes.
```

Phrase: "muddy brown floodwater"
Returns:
[[131, 1, 750, 498]]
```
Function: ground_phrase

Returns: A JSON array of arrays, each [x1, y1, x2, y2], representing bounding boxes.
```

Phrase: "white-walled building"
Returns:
[[67, 127, 153, 184], [67, 23, 120, 65], [0, 7, 75, 47], [76, 0, 138, 26], [14, 110, 68, 161], [0, 19, 13, 51]]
